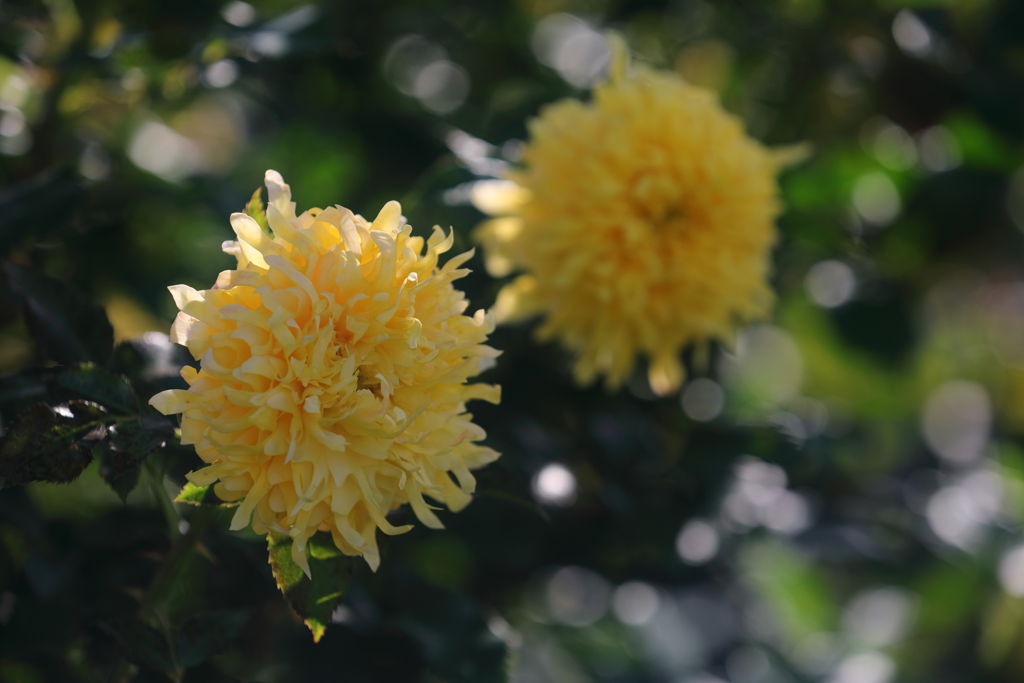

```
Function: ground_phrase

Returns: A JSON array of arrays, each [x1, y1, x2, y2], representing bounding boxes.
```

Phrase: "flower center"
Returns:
[[356, 367, 383, 399], [631, 170, 686, 230], [651, 204, 686, 228]]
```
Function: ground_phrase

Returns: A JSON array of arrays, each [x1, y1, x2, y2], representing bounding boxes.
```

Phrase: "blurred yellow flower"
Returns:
[[475, 34, 804, 395], [151, 171, 500, 574]]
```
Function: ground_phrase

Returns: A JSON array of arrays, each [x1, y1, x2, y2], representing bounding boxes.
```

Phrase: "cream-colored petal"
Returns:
[[149, 389, 192, 415], [265, 169, 297, 220]]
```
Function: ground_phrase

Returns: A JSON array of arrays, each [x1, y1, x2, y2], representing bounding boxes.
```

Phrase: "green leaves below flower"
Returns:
[[268, 531, 355, 643]]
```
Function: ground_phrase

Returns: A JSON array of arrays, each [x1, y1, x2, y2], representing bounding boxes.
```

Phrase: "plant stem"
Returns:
[[144, 457, 180, 538]]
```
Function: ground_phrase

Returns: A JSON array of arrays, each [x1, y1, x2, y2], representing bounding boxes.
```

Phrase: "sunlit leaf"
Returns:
[[268, 531, 355, 643], [244, 186, 268, 232], [174, 482, 238, 506]]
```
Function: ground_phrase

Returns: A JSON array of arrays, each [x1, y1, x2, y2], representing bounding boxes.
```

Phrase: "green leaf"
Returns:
[[174, 482, 237, 506], [0, 401, 109, 488], [109, 417, 174, 465], [151, 546, 213, 626], [98, 618, 173, 674], [48, 363, 136, 415], [244, 186, 269, 232], [268, 530, 355, 642], [3, 262, 114, 366], [92, 417, 174, 502], [0, 167, 82, 256], [175, 610, 249, 669], [94, 441, 142, 503]]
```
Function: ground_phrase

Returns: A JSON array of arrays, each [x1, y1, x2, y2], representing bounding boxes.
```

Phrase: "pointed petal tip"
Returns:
[[364, 551, 380, 572], [371, 200, 404, 233], [149, 389, 189, 415]]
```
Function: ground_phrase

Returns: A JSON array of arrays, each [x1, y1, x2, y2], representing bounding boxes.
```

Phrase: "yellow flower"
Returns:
[[150, 171, 500, 575], [475, 34, 805, 396]]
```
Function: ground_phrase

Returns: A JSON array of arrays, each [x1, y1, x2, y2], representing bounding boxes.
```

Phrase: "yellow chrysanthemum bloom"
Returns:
[[150, 171, 500, 575], [475, 35, 805, 395]]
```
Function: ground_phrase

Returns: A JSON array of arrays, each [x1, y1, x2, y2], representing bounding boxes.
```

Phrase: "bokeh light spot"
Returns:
[[676, 519, 719, 565], [532, 463, 577, 508], [612, 581, 660, 626], [892, 10, 932, 58], [805, 260, 856, 308], [852, 172, 901, 226], [545, 566, 611, 627], [921, 380, 991, 466], [681, 378, 725, 422]]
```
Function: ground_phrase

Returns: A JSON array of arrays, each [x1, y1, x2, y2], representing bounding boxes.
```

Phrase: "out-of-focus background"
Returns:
[[3, 0, 1024, 681]]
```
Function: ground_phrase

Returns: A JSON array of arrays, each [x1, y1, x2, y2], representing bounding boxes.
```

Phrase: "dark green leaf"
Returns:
[[91, 417, 174, 500], [175, 610, 249, 669], [174, 482, 237, 506], [95, 441, 141, 503], [49, 363, 136, 414], [268, 530, 355, 642], [153, 550, 213, 627], [98, 618, 173, 674], [0, 401, 109, 488], [0, 167, 81, 256], [108, 417, 174, 468], [3, 262, 114, 366]]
